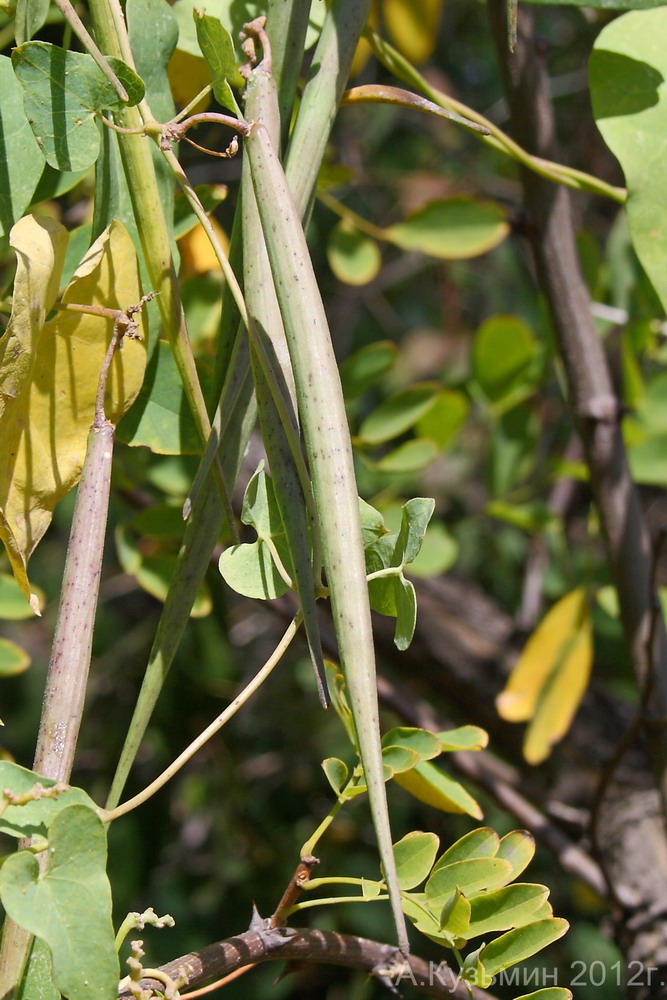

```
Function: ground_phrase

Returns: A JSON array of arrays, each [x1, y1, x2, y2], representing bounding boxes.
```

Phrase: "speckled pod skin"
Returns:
[[33, 421, 114, 783], [246, 114, 410, 957]]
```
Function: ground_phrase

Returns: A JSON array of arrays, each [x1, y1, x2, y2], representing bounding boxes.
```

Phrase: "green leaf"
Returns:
[[0, 805, 119, 1000], [416, 388, 470, 450], [0, 56, 45, 236], [117, 341, 202, 454], [132, 504, 189, 541], [438, 726, 489, 752], [115, 527, 212, 617], [435, 827, 500, 867], [359, 383, 442, 444], [467, 884, 551, 937], [440, 886, 472, 938], [29, 164, 90, 209], [473, 315, 539, 405], [396, 497, 436, 565], [513, 991, 572, 1000], [341, 341, 398, 400], [374, 438, 439, 473], [0, 762, 98, 840], [425, 857, 513, 908], [590, 10, 667, 311], [361, 877, 383, 898], [0, 573, 45, 618], [327, 222, 382, 285], [394, 762, 483, 818], [382, 745, 421, 775], [365, 498, 434, 649], [19, 937, 60, 1000], [322, 757, 349, 795], [218, 464, 294, 600], [381, 727, 442, 760], [15, 0, 50, 45], [402, 892, 450, 940], [0, 638, 30, 677], [394, 575, 417, 650], [359, 498, 387, 548], [478, 918, 569, 978], [496, 830, 536, 881], [194, 10, 238, 112], [128, 0, 178, 123], [385, 198, 509, 259], [12, 42, 145, 171], [392, 831, 440, 889]]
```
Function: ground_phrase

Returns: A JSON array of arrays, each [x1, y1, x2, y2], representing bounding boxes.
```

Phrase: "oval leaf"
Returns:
[[381, 727, 442, 761], [425, 857, 513, 907], [393, 831, 440, 889], [467, 883, 551, 937], [395, 762, 483, 818], [359, 383, 442, 445], [438, 726, 489, 752], [385, 198, 509, 260], [496, 830, 536, 881], [496, 588, 593, 764], [435, 828, 500, 868], [0, 638, 30, 678], [328, 222, 382, 286], [479, 918, 569, 978], [473, 315, 539, 405], [341, 341, 398, 400]]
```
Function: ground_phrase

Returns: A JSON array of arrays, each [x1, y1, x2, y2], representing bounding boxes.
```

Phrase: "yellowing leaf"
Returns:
[[383, 0, 444, 65], [167, 48, 211, 112], [0, 216, 147, 606], [395, 761, 483, 818], [496, 588, 593, 765], [178, 217, 229, 277]]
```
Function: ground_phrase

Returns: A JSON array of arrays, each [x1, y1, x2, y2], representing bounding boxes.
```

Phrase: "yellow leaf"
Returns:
[[496, 588, 593, 764], [383, 0, 444, 66], [167, 49, 211, 113], [0, 216, 147, 606], [395, 761, 483, 819], [349, 0, 378, 79], [179, 217, 229, 277]]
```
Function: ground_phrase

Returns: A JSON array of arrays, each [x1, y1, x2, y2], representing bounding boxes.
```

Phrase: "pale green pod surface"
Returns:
[[246, 117, 410, 957]]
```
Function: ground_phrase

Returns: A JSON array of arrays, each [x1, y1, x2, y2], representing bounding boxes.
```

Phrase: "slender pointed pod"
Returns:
[[242, 67, 328, 706], [246, 117, 410, 956], [33, 419, 114, 781], [284, 0, 372, 218], [106, 365, 256, 809]]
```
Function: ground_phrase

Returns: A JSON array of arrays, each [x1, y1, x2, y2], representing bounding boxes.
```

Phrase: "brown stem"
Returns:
[[117, 927, 492, 1000], [270, 856, 320, 927], [486, 0, 667, 823]]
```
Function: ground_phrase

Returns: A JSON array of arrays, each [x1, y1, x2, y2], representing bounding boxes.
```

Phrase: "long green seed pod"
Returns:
[[242, 67, 328, 705], [246, 117, 410, 957]]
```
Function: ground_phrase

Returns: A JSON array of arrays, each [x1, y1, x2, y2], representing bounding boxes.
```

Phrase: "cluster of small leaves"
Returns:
[[218, 467, 436, 651], [393, 825, 568, 988], [312, 718, 568, 988]]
